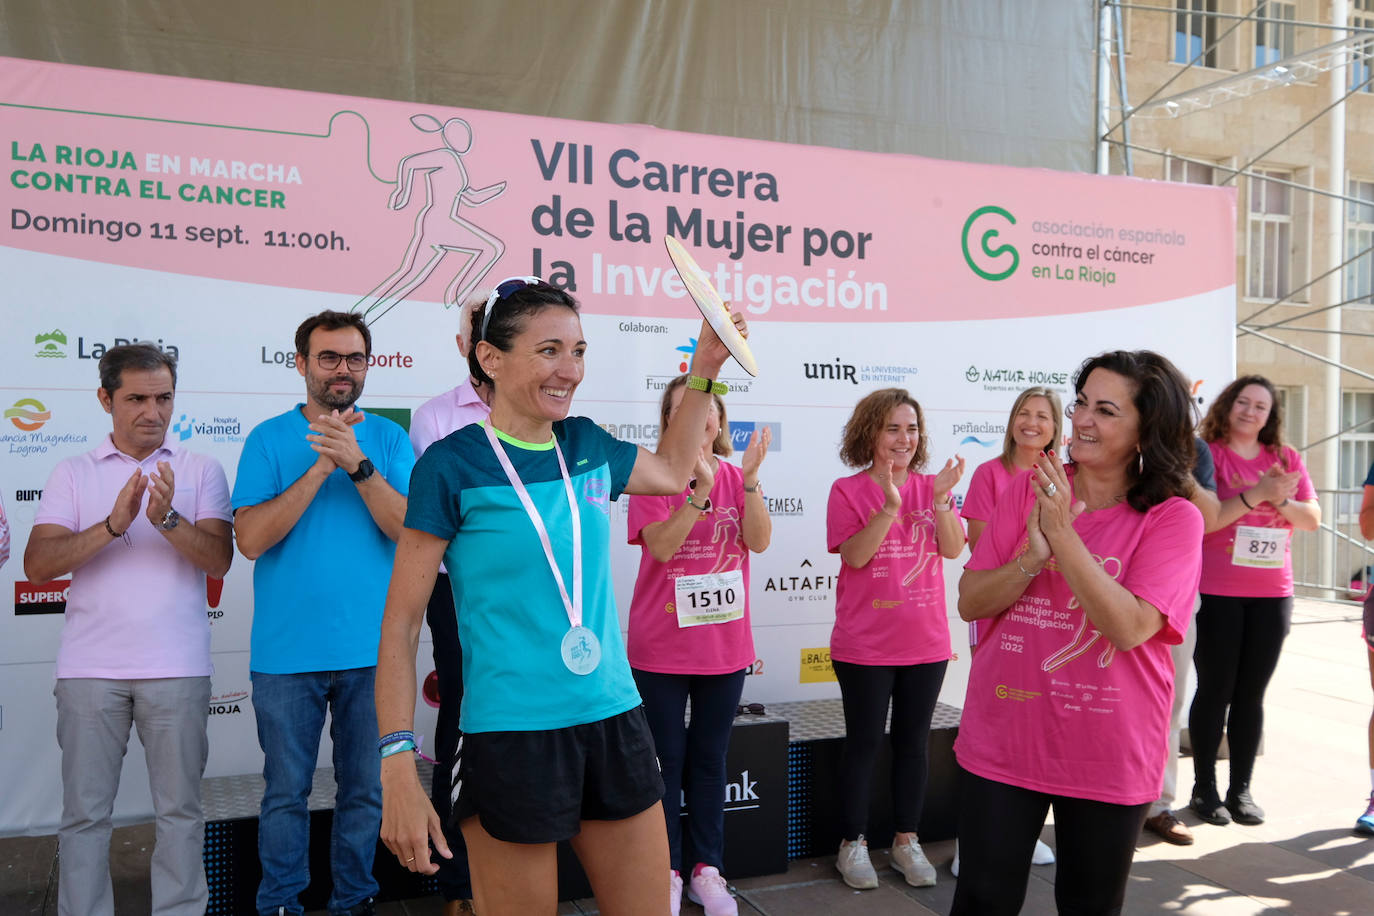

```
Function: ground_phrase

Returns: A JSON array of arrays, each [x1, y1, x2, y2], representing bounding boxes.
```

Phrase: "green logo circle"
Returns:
[[962, 206, 1019, 281]]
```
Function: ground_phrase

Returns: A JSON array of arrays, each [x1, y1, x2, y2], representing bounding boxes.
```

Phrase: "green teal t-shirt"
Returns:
[[405, 416, 640, 733]]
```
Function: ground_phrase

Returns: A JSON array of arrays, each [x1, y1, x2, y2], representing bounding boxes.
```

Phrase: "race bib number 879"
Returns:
[[1231, 525, 1288, 569]]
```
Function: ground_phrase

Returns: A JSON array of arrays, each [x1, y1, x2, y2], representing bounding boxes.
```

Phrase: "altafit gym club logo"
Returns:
[[961, 205, 1019, 281]]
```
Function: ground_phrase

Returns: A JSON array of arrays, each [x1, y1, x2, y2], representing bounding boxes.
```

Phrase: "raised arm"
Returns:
[[25, 467, 146, 583], [143, 461, 232, 578], [626, 314, 743, 495], [932, 457, 967, 559], [233, 455, 332, 560], [1032, 452, 1168, 651]]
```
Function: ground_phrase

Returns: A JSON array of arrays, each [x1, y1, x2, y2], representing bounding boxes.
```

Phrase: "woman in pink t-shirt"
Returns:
[[956, 386, 1063, 873], [626, 374, 772, 916], [826, 388, 966, 891], [1188, 376, 1319, 828], [964, 386, 1064, 553], [953, 351, 1203, 916], [962, 386, 1064, 652]]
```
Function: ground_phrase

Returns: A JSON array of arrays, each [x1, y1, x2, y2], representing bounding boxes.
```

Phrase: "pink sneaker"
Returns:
[[687, 864, 738, 916], [670, 869, 683, 916]]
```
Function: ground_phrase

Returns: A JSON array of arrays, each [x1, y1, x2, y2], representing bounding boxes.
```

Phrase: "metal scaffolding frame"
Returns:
[[1098, 0, 1374, 594]]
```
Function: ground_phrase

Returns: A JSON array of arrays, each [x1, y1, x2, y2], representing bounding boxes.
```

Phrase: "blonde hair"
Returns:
[[1000, 387, 1063, 467], [658, 375, 732, 456]]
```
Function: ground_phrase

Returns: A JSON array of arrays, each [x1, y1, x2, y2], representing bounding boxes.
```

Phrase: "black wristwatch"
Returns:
[[348, 458, 376, 483]]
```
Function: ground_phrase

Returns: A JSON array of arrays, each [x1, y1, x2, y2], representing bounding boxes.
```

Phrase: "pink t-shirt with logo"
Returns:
[[962, 457, 1015, 524], [955, 467, 1203, 805], [1200, 442, 1314, 598], [962, 457, 1018, 648], [626, 460, 756, 675], [35, 436, 233, 679], [826, 471, 962, 666]]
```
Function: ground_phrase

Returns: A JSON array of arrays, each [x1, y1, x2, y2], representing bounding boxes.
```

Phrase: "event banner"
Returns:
[[0, 56, 1235, 834]]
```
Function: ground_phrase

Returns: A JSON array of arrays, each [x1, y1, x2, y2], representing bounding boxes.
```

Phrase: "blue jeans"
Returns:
[[251, 668, 381, 916]]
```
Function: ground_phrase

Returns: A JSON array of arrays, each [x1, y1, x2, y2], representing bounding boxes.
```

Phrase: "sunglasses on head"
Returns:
[[479, 276, 546, 341]]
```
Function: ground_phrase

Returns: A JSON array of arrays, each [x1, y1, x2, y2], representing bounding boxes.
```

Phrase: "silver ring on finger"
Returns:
[[1045, 483, 1058, 497]]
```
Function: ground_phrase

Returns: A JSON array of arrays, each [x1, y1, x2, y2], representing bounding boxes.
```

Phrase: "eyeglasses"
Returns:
[[480, 276, 546, 342], [736, 703, 766, 716], [310, 351, 368, 372]]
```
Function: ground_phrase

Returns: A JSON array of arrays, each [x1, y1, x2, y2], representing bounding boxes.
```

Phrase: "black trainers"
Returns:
[[1225, 788, 1265, 825], [1189, 785, 1232, 826]]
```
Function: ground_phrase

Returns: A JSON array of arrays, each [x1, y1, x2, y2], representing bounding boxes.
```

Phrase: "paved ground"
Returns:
[[2, 596, 1372, 914]]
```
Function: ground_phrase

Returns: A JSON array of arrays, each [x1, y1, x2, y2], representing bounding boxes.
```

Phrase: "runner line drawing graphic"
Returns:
[[357, 114, 508, 323]]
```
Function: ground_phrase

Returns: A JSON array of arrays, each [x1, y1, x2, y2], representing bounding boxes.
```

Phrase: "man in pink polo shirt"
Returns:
[[24, 343, 233, 916]]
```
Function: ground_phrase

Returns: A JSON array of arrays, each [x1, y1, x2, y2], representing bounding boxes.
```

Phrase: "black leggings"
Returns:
[[950, 768, 1149, 916], [1188, 594, 1292, 790], [832, 659, 947, 839]]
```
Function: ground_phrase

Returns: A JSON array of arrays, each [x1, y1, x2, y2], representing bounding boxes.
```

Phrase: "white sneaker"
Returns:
[[686, 865, 738, 916], [836, 835, 879, 889], [669, 869, 683, 916], [1032, 838, 1055, 865], [890, 835, 937, 887]]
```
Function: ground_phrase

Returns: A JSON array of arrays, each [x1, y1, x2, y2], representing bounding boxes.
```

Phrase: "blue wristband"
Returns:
[[378, 730, 414, 752], [380, 739, 417, 759]]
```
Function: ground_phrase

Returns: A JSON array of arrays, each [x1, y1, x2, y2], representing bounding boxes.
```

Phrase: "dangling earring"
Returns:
[[1137, 449, 1144, 475]]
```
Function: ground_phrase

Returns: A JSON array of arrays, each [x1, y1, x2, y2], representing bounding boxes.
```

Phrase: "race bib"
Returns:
[[674, 570, 746, 627], [1232, 525, 1288, 568]]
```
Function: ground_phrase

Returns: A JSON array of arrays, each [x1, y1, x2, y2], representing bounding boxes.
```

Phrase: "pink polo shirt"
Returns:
[[410, 378, 490, 457], [411, 379, 491, 575], [955, 467, 1203, 805], [826, 471, 962, 666], [35, 435, 232, 679]]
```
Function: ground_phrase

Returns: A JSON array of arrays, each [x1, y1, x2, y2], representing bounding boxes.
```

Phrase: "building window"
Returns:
[[1254, 1, 1295, 67], [1247, 169, 1293, 300], [1346, 179, 1374, 306], [1340, 391, 1374, 519], [1166, 155, 1216, 185], [1354, 1, 1374, 93], [1175, 0, 1218, 67]]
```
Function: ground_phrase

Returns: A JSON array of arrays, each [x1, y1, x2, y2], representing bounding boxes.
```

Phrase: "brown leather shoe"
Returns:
[[1144, 810, 1195, 846]]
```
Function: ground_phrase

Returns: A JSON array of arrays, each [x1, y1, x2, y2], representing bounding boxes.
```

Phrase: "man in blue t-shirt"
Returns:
[[232, 310, 414, 916]]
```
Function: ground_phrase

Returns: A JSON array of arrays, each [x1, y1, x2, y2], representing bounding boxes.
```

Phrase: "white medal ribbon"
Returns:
[[484, 422, 598, 673]]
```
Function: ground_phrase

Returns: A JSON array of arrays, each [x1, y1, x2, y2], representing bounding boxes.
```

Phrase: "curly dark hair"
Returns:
[[467, 279, 580, 388], [839, 388, 928, 471], [1198, 375, 1286, 456], [1071, 351, 1196, 512]]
